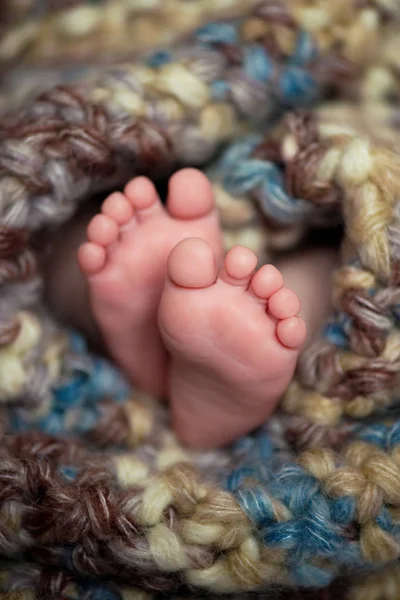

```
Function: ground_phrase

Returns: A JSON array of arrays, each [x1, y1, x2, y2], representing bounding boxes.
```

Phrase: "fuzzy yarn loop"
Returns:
[[1, 1, 400, 599]]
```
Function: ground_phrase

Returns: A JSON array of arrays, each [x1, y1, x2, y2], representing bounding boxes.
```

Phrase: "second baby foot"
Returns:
[[159, 239, 306, 448], [78, 170, 222, 397]]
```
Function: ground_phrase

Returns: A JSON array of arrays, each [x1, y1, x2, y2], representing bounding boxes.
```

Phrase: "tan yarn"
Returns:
[[1, 2, 400, 600]]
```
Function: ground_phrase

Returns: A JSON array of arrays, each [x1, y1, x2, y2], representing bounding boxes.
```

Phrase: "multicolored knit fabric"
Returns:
[[0, 0, 256, 69], [1, 1, 400, 599]]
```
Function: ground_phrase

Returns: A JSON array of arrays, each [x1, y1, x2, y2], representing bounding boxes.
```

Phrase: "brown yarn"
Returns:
[[0, 226, 28, 258]]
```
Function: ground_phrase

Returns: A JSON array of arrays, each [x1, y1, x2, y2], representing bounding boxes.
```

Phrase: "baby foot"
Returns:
[[78, 170, 222, 397], [159, 238, 306, 448]]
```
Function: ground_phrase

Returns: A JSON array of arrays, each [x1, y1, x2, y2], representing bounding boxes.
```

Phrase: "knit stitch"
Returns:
[[1, 1, 400, 599]]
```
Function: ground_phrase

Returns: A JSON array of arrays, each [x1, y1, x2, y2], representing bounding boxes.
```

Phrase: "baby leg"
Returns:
[[42, 202, 102, 348]]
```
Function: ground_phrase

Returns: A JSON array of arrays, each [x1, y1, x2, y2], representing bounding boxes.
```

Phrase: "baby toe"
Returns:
[[87, 214, 119, 247], [250, 264, 283, 299], [220, 246, 258, 286], [124, 177, 165, 220], [102, 192, 134, 225], [268, 287, 301, 320], [277, 316, 306, 349], [78, 242, 106, 275]]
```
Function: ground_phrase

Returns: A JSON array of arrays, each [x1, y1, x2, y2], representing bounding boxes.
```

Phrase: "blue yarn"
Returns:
[[146, 50, 173, 68], [271, 465, 321, 512], [53, 372, 89, 408], [231, 461, 357, 583], [85, 356, 130, 403], [386, 422, 400, 450], [42, 339, 131, 437], [226, 469, 262, 492], [243, 45, 274, 83], [196, 22, 238, 45], [83, 587, 121, 600], [9, 410, 29, 433], [59, 466, 79, 482], [77, 580, 121, 600], [38, 411, 66, 436], [357, 423, 393, 449], [230, 424, 400, 586], [232, 428, 274, 458], [68, 330, 88, 354], [279, 66, 318, 106], [323, 322, 349, 349], [291, 31, 318, 66], [72, 405, 101, 434], [232, 434, 258, 454], [291, 563, 335, 588], [57, 331, 130, 409], [261, 519, 299, 549], [336, 542, 363, 567], [46, 395, 103, 437], [234, 487, 277, 527], [6, 328, 131, 440], [210, 136, 262, 177], [257, 175, 313, 223], [227, 429, 276, 486], [329, 496, 356, 526], [391, 303, 400, 321], [298, 504, 343, 556], [225, 433, 276, 492], [260, 508, 342, 559], [215, 132, 329, 224], [376, 508, 396, 533], [252, 429, 275, 460], [223, 159, 280, 196], [323, 312, 352, 349], [219, 152, 312, 223], [211, 80, 230, 100]]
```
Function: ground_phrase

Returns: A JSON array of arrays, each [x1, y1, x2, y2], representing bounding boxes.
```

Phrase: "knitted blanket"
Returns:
[[1, 1, 400, 599]]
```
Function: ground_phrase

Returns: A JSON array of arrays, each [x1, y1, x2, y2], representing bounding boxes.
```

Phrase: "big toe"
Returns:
[[167, 238, 217, 288], [167, 169, 215, 220]]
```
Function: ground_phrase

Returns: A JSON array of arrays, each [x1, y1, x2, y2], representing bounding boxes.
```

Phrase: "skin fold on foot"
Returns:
[[78, 169, 223, 398], [158, 238, 307, 449]]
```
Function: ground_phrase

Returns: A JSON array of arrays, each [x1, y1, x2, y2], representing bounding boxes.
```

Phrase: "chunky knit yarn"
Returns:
[[1, 1, 400, 599]]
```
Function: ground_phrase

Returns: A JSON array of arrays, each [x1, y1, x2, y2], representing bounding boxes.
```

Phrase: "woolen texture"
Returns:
[[1, 1, 400, 599]]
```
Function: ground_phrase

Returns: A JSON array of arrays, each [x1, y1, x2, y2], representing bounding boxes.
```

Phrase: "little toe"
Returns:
[[78, 242, 106, 275], [167, 238, 217, 289], [277, 316, 306, 349], [124, 177, 165, 220], [167, 169, 215, 220], [219, 245, 257, 286], [102, 192, 134, 225], [87, 214, 119, 247], [250, 264, 283, 299], [268, 287, 301, 320]]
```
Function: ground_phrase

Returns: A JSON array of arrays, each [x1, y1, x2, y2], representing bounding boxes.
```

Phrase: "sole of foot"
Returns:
[[159, 238, 306, 448], [78, 169, 223, 397]]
